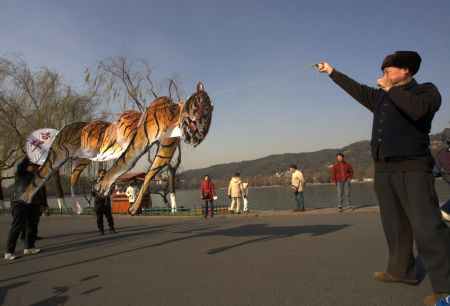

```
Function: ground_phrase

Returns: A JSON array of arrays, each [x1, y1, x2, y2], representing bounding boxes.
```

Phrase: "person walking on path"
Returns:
[[331, 153, 354, 212], [289, 165, 305, 212], [242, 179, 249, 212], [228, 173, 244, 214], [125, 181, 140, 209], [200, 174, 216, 218], [92, 169, 115, 235], [317, 50, 450, 306], [5, 157, 46, 261]]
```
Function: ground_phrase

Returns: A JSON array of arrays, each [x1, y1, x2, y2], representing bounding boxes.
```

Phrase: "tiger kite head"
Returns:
[[180, 82, 213, 147]]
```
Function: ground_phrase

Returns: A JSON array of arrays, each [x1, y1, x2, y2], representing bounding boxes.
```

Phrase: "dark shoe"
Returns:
[[424, 292, 449, 306], [237, 211, 241, 214], [299, 208, 305, 212], [293, 209, 300, 212], [372, 272, 419, 286], [99, 228, 105, 235], [36, 236, 44, 240], [338, 207, 343, 212]]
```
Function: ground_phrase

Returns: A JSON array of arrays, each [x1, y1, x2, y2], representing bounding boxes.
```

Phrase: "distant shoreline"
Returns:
[[212, 181, 375, 190]]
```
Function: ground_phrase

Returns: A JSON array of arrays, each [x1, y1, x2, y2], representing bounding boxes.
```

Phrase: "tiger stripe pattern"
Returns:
[[19, 83, 213, 211]]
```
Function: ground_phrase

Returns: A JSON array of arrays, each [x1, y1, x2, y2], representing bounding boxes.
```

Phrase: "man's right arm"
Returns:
[[329, 70, 381, 112]]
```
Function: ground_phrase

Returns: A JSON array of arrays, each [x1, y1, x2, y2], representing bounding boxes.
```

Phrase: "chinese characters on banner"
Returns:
[[26, 129, 58, 165]]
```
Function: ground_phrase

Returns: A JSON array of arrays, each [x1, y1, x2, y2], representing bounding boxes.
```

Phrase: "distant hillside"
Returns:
[[179, 131, 445, 189], [180, 140, 373, 188]]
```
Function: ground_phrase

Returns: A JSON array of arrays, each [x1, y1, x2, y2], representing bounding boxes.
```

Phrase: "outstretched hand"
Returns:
[[316, 62, 333, 75]]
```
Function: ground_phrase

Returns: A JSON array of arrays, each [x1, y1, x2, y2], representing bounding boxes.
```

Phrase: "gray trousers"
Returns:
[[374, 171, 450, 292]]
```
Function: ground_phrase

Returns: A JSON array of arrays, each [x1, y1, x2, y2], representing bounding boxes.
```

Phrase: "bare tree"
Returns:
[[85, 55, 184, 210], [0, 53, 98, 207]]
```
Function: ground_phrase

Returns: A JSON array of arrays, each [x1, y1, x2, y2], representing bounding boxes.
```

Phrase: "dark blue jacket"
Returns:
[[330, 70, 440, 163]]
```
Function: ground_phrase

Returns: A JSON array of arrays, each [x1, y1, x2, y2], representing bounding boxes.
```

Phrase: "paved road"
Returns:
[[0, 208, 440, 306]]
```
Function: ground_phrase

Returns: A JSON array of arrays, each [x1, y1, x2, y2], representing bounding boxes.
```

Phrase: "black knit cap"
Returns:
[[381, 51, 422, 75]]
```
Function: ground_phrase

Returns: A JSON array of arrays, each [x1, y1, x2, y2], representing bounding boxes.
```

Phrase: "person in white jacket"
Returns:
[[289, 165, 305, 212], [125, 181, 140, 208], [228, 173, 244, 214]]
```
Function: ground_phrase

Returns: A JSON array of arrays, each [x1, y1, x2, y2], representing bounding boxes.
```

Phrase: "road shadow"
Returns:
[[2, 274, 102, 305], [1, 221, 349, 282], [42, 224, 149, 240], [148, 223, 350, 255], [0, 220, 216, 266], [30, 286, 70, 306], [204, 223, 350, 254], [0, 280, 30, 305]]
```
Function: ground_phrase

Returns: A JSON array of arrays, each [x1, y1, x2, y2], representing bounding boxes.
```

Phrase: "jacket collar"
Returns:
[[396, 79, 417, 90]]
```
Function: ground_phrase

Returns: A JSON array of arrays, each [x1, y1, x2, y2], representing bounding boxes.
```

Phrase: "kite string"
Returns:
[[210, 74, 286, 131], [108, 65, 312, 116], [211, 68, 305, 97]]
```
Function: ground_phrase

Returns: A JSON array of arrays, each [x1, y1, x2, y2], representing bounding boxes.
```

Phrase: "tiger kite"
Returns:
[[19, 83, 213, 215]]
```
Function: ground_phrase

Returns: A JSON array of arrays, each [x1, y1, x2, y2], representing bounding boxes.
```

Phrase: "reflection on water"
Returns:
[[6, 179, 449, 211]]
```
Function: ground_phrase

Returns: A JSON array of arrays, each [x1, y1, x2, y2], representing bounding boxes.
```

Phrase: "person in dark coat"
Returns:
[[200, 174, 216, 218], [92, 169, 115, 235], [5, 157, 47, 261], [317, 51, 450, 306]]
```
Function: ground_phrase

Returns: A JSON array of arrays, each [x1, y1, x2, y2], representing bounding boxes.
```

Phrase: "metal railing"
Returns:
[[0, 205, 230, 217], [141, 205, 229, 216]]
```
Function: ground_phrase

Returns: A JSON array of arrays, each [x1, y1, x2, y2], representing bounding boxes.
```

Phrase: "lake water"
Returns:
[[8, 179, 447, 211], [165, 179, 449, 211]]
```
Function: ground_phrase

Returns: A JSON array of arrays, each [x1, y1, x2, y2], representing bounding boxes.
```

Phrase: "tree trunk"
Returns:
[[54, 170, 66, 210], [167, 166, 177, 212]]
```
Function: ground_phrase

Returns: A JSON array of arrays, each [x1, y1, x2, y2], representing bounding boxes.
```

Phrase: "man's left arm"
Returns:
[[388, 83, 441, 120]]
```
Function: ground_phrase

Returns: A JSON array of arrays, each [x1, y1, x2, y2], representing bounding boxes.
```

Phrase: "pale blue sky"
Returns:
[[1, 0, 449, 170]]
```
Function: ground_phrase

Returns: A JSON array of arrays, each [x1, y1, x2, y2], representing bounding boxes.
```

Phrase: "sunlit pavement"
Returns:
[[0, 209, 438, 306]]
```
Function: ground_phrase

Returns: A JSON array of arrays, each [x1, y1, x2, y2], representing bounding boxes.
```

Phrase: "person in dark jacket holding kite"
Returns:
[[317, 51, 450, 306], [5, 157, 46, 261]]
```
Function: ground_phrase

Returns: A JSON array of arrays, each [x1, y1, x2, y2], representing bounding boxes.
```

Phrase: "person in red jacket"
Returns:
[[200, 174, 216, 218], [331, 153, 354, 212]]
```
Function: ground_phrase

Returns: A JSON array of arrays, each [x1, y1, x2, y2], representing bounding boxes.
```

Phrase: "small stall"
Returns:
[[111, 172, 151, 214]]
